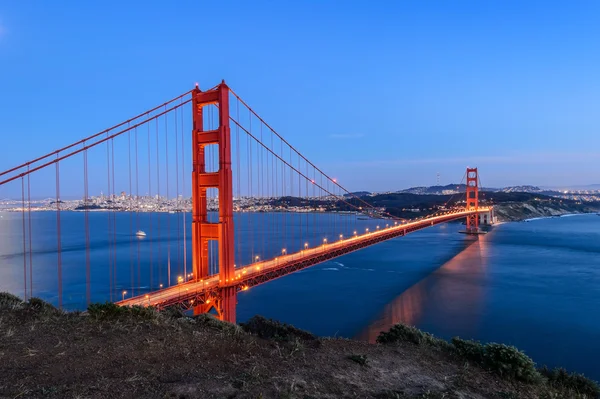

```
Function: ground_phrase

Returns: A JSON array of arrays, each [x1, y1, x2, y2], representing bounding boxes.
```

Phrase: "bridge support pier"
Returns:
[[219, 287, 237, 323]]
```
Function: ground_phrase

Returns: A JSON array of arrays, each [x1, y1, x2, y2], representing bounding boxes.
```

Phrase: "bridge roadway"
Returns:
[[117, 207, 491, 309]]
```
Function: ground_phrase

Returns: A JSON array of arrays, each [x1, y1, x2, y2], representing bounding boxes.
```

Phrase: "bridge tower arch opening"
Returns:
[[191, 82, 236, 322], [465, 167, 479, 233]]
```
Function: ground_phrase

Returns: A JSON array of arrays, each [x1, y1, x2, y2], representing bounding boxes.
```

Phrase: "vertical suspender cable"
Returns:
[[165, 107, 171, 284], [135, 127, 140, 293], [156, 118, 162, 285], [27, 166, 33, 298], [147, 113, 153, 289], [128, 129, 134, 295], [175, 101, 181, 279], [180, 100, 187, 279], [106, 135, 112, 301], [83, 147, 90, 305], [55, 156, 62, 308], [21, 177, 27, 300]]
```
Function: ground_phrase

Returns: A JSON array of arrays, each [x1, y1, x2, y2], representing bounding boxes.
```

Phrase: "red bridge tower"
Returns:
[[465, 167, 479, 233], [191, 82, 236, 323]]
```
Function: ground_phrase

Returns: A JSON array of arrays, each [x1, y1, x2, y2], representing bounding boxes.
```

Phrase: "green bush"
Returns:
[[376, 323, 440, 346], [539, 366, 600, 397], [87, 302, 157, 320], [453, 337, 540, 383], [162, 306, 185, 319], [483, 343, 540, 382], [26, 297, 60, 315], [378, 324, 541, 384], [194, 313, 242, 335], [0, 292, 24, 310], [240, 315, 316, 341], [452, 337, 485, 363]]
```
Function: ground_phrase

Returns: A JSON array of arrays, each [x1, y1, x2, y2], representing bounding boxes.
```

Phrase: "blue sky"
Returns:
[[0, 1, 599, 193]]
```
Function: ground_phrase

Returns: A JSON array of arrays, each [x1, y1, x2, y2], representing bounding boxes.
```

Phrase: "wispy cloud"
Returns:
[[328, 133, 364, 139], [334, 151, 600, 167]]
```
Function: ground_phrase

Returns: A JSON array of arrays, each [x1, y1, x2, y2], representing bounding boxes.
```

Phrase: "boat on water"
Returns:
[[135, 230, 146, 237]]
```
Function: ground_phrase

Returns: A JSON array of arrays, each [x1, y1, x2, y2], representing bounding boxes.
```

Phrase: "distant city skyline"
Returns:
[[0, 1, 599, 191]]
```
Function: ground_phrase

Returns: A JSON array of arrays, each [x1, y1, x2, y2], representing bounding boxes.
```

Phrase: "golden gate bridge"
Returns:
[[0, 81, 492, 323]]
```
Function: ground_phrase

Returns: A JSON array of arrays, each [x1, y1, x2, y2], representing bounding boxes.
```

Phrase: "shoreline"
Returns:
[[521, 212, 598, 223]]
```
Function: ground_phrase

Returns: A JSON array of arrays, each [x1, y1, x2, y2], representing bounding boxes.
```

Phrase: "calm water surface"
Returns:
[[1, 212, 598, 380]]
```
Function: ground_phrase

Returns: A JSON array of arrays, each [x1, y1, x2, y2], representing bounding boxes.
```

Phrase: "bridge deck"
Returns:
[[117, 208, 491, 309]]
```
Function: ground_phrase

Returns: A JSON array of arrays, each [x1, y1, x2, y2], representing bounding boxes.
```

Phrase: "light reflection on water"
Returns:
[[356, 234, 489, 342]]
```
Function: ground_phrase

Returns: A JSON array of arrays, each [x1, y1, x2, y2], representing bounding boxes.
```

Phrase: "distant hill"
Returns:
[[397, 184, 498, 195], [500, 185, 543, 193], [343, 191, 371, 198]]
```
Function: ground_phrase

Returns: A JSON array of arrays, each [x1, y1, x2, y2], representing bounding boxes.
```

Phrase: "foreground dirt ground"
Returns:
[[0, 301, 586, 399]]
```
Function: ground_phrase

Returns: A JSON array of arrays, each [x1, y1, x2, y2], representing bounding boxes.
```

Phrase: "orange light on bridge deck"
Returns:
[[242, 270, 247, 274], [122, 290, 127, 301], [339, 234, 343, 240], [159, 283, 163, 289], [206, 299, 211, 304], [243, 286, 249, 291], [177, 276, 183, 284], [304, 242, 309, 249], [395, 222, 398, 225], [255, 255, 260, 262], [366, 228, 369, 233], [256, 266, 261, 271], [376, 225, 380, 230], [354, 231, 357, 236]]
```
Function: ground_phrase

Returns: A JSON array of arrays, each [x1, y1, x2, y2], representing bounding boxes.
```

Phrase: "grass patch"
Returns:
[[240, 315, 316, 341], [0, 292, 24, 310], [348, 354, 368, 366], [87, 302, 158, 321], [539, 366, 600, 398]]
